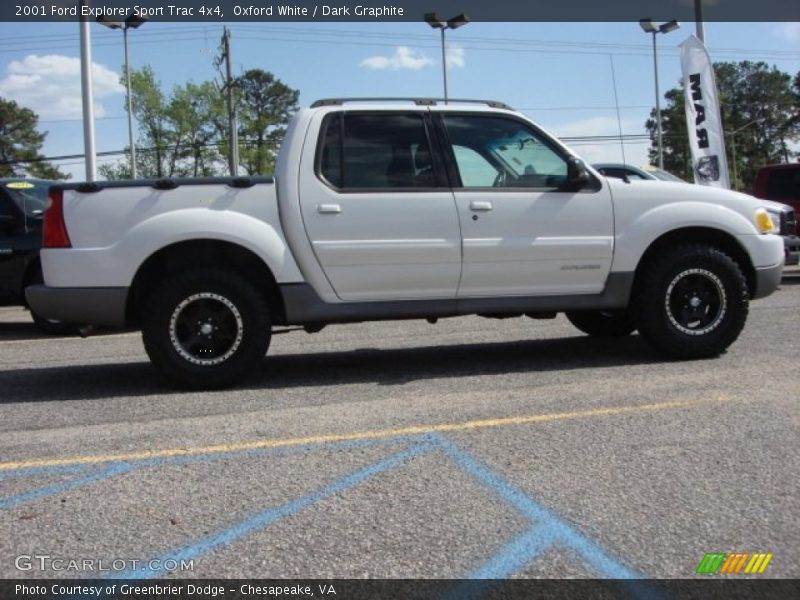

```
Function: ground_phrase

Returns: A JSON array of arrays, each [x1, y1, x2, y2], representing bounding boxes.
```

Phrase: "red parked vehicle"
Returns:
[[753, 164, 800, 264], [754, 164, 800, 228]]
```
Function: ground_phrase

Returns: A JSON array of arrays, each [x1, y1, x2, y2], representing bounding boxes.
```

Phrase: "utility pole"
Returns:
[[215, 27, 238, 176], [79, 0, 97, 181], [694, 0, 706, 43]]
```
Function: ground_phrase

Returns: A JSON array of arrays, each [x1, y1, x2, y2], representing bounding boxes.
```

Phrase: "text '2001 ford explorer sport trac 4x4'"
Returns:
[[27, 99, 785, 388]]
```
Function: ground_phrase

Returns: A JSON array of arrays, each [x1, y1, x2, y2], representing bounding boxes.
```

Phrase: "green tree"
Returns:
[[646, 61, 800, 190], [0, 97, 68, 179], [100, 68, 226, 179], [235, 69, 299, 175]]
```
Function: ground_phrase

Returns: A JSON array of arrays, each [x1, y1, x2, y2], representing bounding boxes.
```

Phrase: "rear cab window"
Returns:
[[318, 112, 438, 190]]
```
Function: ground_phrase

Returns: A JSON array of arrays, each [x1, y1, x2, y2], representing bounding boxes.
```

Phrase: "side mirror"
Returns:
[[565, 157, 590, 191]]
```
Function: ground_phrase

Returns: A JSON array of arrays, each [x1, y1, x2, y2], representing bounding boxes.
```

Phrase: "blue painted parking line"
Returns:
[[115, 442, 434, 579], [434, 434, 642, 580], [0, 462, 137, 510], [0, 464, 92, 481], [0, 437, 425, 510], [4, 427, 649, 583], [0, 436, 422, 480]]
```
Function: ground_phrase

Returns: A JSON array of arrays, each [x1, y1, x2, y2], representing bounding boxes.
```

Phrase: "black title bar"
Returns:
[[4, 1, 800, 22]]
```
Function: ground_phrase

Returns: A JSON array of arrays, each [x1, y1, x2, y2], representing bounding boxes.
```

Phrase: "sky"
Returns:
[[0, 20, 798, 180]]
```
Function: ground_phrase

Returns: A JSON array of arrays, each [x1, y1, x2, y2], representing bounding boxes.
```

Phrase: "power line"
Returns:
[[3, 133, 671, 167]]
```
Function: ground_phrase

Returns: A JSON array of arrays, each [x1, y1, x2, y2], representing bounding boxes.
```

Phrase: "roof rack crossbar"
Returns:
[[310, 97, 514, 110]]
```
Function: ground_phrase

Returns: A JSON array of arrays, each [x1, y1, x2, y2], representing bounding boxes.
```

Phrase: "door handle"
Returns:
[[469, 201, 493, 212], [317, 204, 342, 214]]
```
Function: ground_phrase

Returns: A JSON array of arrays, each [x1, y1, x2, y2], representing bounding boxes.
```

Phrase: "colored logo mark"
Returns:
[[696, 552, 773, 574]]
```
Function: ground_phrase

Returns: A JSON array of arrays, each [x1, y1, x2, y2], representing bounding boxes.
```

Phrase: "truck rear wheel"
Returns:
[[636, 244, 748, 359], [142, 269, 271, 389], [565, 310, 636, 337]]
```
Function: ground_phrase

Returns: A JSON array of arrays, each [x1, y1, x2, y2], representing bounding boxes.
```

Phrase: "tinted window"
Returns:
[[3, 180, 50, 217], [766, 168, 800, 201], [319, 113, 435, 189], [443, 115, 568, 189]]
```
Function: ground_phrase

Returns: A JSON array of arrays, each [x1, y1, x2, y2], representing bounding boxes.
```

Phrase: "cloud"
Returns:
[[0, 54, 124, 119], [446, 44, 465, 69], [360, 46, 435, 71]]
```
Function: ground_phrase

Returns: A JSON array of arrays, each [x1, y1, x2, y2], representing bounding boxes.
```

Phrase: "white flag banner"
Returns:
[[680, 34, 730, 189]]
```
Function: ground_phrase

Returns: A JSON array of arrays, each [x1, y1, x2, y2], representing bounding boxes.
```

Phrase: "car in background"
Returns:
[[0, 178, 73, 333], [592, 162, 686, 183], [593, 163, 799, 266], [753, 164, 800, 227]]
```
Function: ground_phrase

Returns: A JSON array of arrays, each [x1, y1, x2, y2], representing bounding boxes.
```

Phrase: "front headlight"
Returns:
[[754, 208, 778, 234]]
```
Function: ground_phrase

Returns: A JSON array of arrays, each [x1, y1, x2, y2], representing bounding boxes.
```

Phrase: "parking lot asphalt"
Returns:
[[0, 269, 798, 580]]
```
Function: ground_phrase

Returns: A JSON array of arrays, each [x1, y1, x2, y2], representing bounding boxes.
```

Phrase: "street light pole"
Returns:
[[640, 19, 680, 170], [97, 14, 146, 179], [80, 1, 96, 182], [424, 13, 469, 104], [122, 26, 137, 179], [652, 31, 663, 170], [440, 27, 447, 104]]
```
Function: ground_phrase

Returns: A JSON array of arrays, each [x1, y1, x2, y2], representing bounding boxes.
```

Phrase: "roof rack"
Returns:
[[310, 97, 514, 110]]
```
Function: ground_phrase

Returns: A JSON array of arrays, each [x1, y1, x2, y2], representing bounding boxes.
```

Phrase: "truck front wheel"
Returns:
[[636, 244, 748, 359], [142, 269, 271, 389]]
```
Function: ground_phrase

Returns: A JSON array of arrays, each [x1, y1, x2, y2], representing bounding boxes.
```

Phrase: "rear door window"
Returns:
[[319, 113, 437, 190]]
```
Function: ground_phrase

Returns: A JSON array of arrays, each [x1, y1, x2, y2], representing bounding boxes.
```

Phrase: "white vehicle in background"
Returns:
[[28, 98, 784, 388], [593, 162, 686, 183]]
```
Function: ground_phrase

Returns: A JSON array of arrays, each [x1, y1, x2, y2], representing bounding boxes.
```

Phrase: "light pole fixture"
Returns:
[[639, 18, 680, 170], [424, 12, 469, 104], [97, 13, 147, 179]]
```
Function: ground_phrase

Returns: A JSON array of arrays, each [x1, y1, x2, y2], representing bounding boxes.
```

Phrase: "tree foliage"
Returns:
[[235, 69, 299, 176], [100, 66, 299, 180], [0, 97, 68, 179], [646, 61, 800, 190]]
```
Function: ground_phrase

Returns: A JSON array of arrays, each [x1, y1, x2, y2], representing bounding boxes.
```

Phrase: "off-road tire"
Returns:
[[636, 244, 748, 359], [142, 268, 271, 389]]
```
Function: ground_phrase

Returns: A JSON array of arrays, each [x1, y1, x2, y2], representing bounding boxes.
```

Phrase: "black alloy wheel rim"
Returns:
[[169, 292, 244, 366], [664, 268, 727, 336]]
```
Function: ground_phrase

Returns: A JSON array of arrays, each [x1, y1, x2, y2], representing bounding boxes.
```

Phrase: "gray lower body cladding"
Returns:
[[25, 285, 128, 327], [280, 272, 635, 325], [24, 273, 636, 329]]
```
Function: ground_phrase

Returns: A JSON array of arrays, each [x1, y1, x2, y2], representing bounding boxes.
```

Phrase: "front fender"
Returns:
[[611, 201, 758, 273]]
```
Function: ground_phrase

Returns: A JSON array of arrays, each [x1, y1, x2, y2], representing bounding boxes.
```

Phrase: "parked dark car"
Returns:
[[0, 178, 72, 333]]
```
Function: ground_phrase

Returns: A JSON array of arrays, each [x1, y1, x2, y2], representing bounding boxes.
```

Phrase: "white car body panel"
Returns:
[[453, 188, 614, 296], [607, 178, 784, 272], [43, 183, 303, 288]]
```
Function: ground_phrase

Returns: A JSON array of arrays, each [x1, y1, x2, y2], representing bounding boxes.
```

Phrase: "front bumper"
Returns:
[[25, 285, 128, 327], [752, 263, 784, 300], [783, 234, 800, 266]]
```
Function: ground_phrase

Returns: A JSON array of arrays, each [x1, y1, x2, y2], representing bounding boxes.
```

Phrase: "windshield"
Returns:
[[4, 180, 50, 218]]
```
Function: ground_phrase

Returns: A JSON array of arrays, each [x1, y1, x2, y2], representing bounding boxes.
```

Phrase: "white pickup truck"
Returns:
[[28, 98, 785, 388]]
